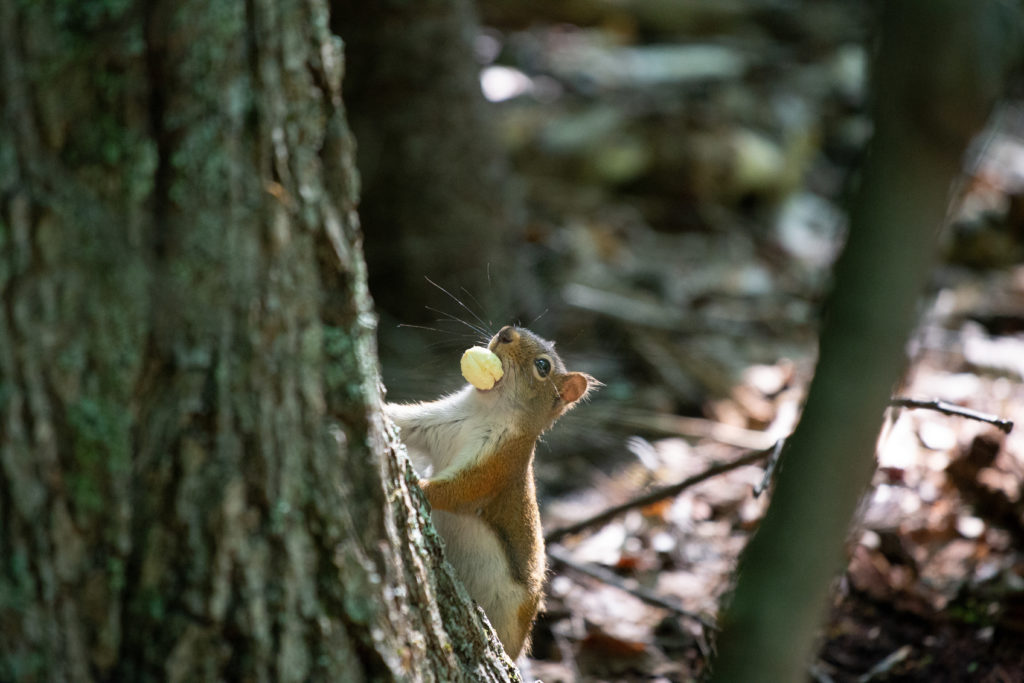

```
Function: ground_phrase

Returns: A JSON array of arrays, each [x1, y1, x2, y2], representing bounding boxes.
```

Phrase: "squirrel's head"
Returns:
[[486, 325, 597, 433]]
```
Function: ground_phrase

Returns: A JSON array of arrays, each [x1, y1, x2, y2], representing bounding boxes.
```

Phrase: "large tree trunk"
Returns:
[[0, 1, 516, 680]]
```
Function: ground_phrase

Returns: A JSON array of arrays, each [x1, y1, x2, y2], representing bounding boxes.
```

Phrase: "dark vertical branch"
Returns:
[[330, 0, 515, 322]]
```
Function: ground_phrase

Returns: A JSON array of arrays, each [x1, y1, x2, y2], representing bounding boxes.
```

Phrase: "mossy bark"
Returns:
[[0, 1, 517, 680]]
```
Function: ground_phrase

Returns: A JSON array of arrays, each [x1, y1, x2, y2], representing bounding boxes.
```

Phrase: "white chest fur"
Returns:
[[386, 386, 518, 480]]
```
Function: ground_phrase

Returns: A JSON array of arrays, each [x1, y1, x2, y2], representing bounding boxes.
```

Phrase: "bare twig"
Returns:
[[890, 397, 1014, 433], [546, 544, 718, 631], [753, 438, 786, 497], [544, 447, 772, 544], [858, 645, 914, 682], [548, 396, 1013, 546]]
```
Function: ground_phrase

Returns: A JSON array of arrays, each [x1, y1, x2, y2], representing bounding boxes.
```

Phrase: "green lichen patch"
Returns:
[[322, 324, 365, 407], [66, 398, 131, 519]]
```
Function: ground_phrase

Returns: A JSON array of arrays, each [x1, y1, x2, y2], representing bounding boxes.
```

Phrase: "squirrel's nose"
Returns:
[[497, 326, 518, 344]]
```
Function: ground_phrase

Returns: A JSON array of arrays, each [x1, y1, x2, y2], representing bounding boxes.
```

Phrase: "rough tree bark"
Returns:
[[0, 1, 517, 680], [710, 2, 1021, 681]]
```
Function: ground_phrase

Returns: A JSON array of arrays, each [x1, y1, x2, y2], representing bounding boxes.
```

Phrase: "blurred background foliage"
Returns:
[[337, 0, 1024, 678], [343, 0, 1021, 479]]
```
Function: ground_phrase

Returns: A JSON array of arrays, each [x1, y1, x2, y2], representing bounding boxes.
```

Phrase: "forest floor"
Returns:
[[528, 264, 1024, 682]]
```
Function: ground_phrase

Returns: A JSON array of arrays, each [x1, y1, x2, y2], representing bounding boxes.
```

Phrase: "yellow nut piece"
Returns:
[[461, 346, 504, 390]]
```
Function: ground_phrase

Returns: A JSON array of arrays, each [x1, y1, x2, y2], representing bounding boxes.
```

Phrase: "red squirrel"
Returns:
[[385, 325, 596, 658]]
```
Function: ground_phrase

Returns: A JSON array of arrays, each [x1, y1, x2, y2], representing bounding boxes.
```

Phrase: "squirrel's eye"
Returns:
[[534, 357, 551, 378]]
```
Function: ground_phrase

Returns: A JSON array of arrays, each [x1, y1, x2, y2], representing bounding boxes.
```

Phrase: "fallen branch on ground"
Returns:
[[890, 397, 1014, 433], [549, 398, 1013, 545], [546, 543, 717, 632], [544, 447, 773, 544]]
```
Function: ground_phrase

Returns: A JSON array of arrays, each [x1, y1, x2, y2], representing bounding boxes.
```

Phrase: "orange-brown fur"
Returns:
[[386, 326, 595, 658]]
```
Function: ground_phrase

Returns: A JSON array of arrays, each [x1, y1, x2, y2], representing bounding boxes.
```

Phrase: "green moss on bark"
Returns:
[[66, 398, 131, 519]]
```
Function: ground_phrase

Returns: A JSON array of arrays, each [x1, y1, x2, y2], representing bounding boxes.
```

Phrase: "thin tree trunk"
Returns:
[[710, 2, 1021, 680], [0, 1, 517, 680]]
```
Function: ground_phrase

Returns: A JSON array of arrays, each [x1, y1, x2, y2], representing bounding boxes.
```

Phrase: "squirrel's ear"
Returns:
[[559, 372, 598, 405]]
